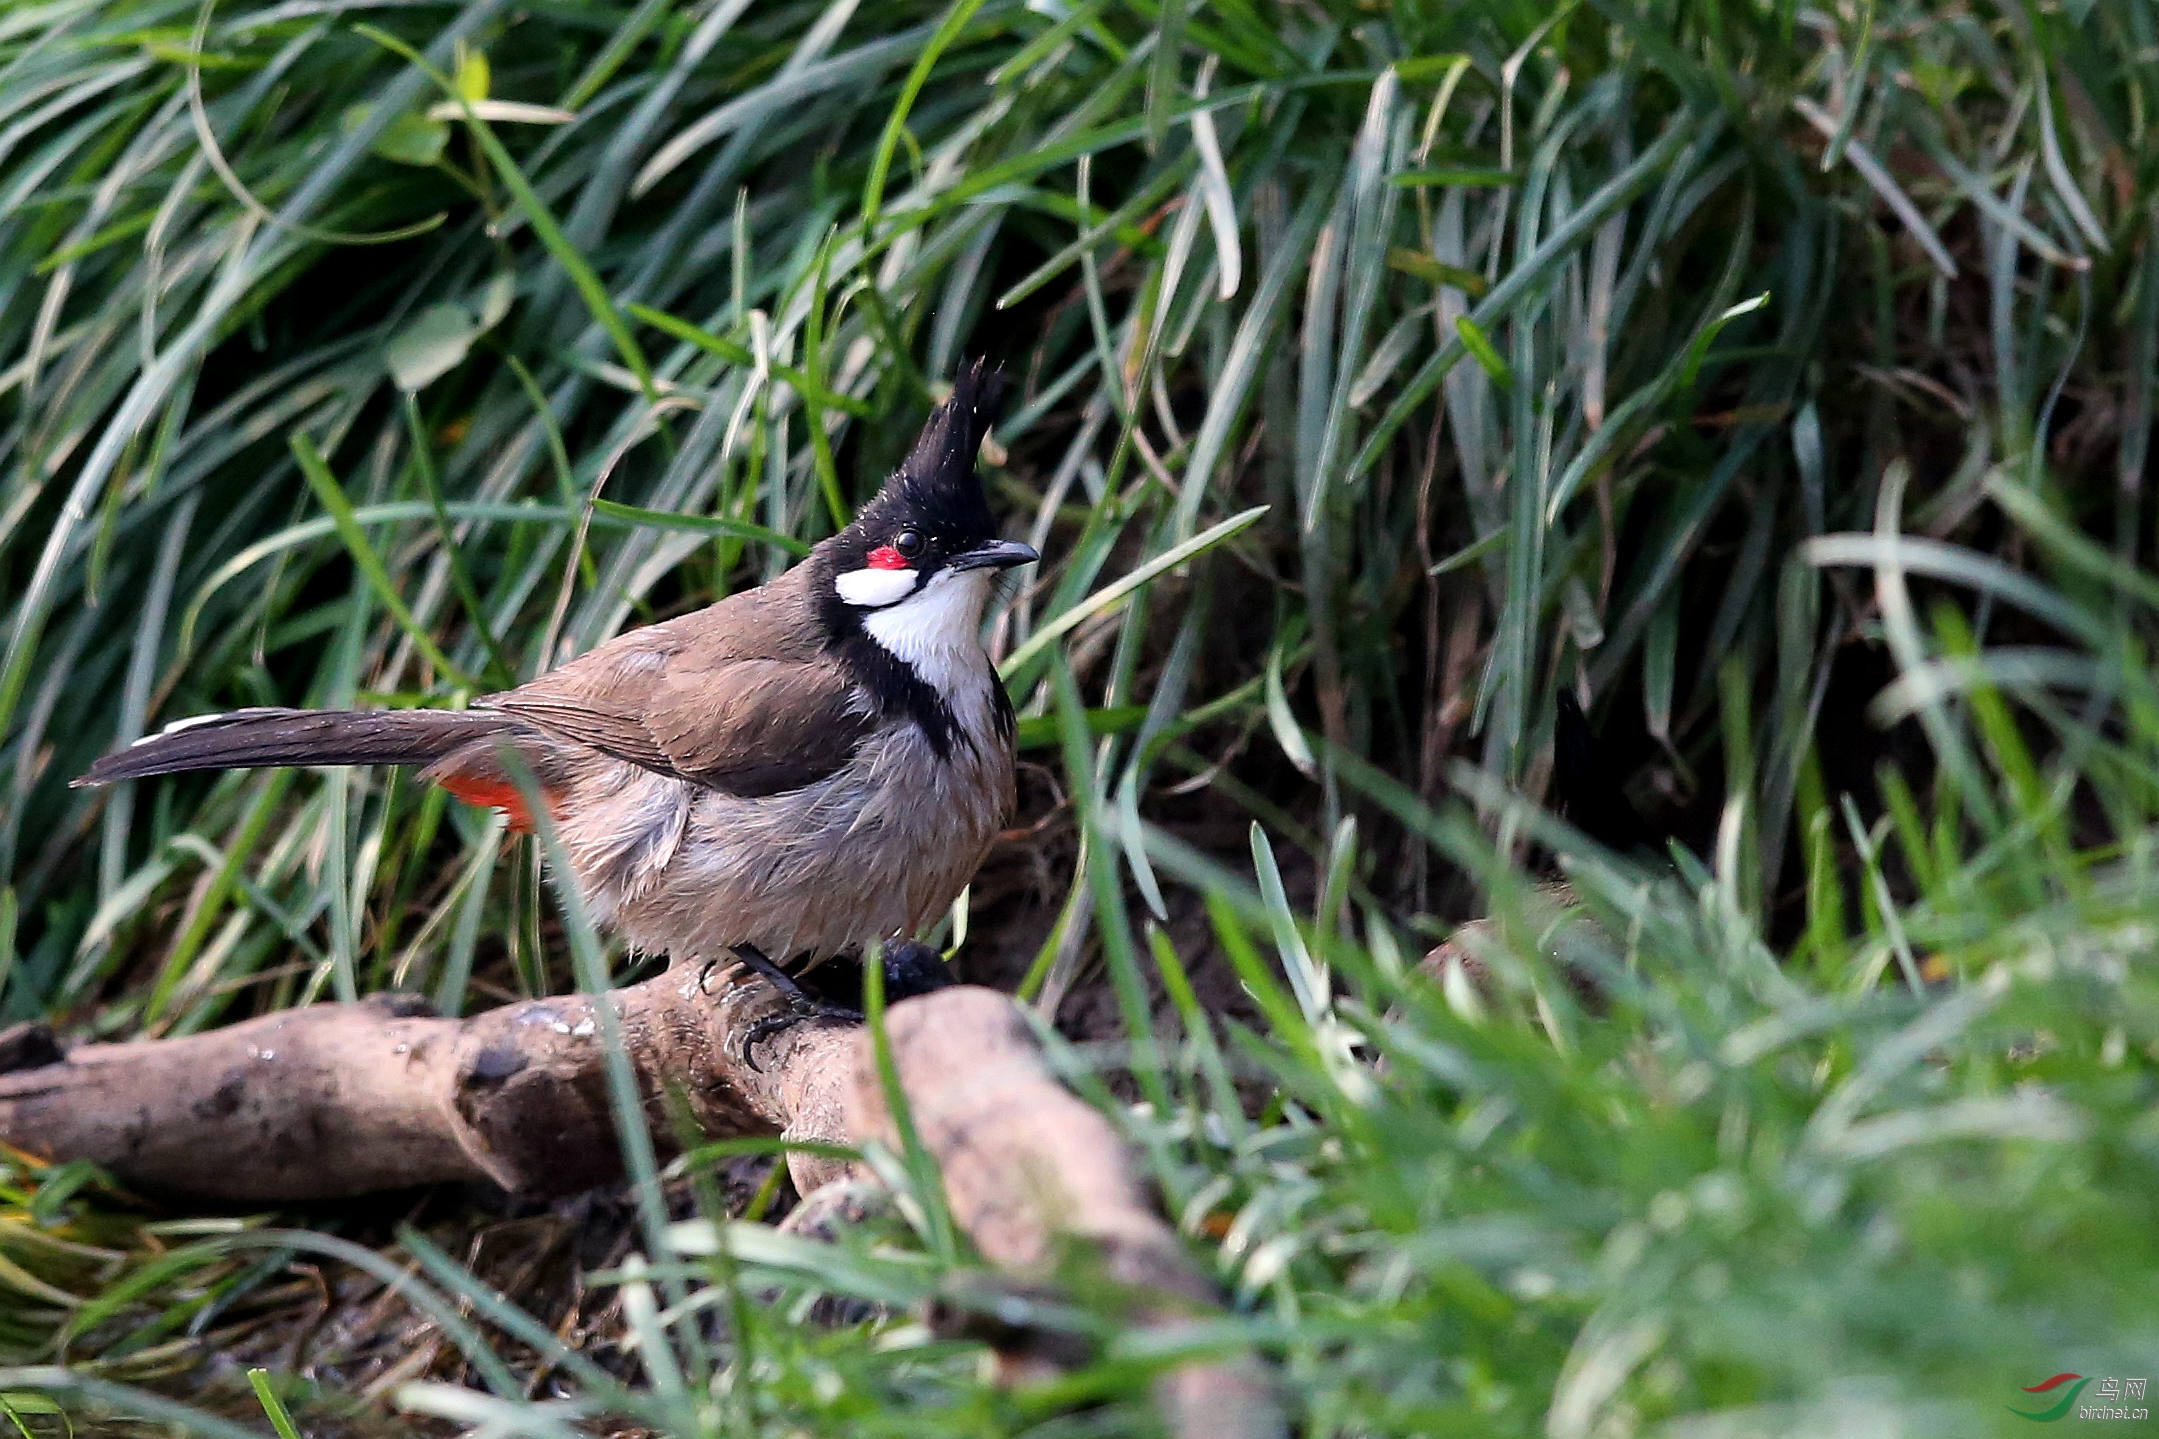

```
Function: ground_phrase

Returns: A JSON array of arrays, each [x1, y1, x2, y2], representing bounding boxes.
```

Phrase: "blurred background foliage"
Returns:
[[0, 0, 2156, 1433]]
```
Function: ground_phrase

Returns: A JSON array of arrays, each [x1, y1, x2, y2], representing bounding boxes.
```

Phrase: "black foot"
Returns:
[[730, 941, 958, 1071], [733, 945, 862, 1072]]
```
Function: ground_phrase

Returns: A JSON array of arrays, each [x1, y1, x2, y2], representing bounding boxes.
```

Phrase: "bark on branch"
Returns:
[[0, 977, 1280, 1438]]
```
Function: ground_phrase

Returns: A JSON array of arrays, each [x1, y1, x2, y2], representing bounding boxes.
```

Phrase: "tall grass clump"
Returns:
[[0, 0, 2155, 1433]]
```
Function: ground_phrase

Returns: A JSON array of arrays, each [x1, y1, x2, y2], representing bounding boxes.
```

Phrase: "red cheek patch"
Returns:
[[866, 545, 909, 570]]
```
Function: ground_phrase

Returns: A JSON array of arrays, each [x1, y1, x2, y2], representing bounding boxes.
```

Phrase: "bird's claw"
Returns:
[[738, 998, 865, 1072], [732, 945, 863, 1072]]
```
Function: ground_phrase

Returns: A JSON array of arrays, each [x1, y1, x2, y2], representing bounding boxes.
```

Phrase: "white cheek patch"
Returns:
[[835, 566, 919, 608]]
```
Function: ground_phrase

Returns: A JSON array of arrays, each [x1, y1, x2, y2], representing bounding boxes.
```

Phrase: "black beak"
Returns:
[[948, 538, 1040, 573]]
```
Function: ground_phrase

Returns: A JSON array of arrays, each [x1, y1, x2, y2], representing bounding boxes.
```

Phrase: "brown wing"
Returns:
[[482, 570, 875, 798]]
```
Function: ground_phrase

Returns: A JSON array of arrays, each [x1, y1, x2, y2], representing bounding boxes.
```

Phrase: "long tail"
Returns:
[[75, 707, 510, 787]]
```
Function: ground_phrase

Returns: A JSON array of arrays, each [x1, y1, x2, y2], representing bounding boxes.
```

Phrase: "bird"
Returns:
[[77, 361, 1038, 1056]]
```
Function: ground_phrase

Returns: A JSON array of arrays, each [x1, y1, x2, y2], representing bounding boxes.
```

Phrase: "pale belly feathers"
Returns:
[[547, 705, 1013, 967]]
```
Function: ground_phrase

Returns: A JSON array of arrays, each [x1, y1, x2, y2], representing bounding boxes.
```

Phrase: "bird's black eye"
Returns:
[[894, 529, 925, 558]]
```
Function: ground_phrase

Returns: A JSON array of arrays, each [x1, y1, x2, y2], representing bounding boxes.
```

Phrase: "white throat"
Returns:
[[859, 568, 997, 705]]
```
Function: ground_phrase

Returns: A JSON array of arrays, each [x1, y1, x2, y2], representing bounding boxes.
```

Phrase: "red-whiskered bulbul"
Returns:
[[78, 362, 1037, 1049]]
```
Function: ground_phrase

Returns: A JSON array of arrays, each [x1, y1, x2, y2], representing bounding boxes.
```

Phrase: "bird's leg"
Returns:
[[732, 945, 862, 1071], [731, 941, 957, 1070], [729, 945, 823, 1009]]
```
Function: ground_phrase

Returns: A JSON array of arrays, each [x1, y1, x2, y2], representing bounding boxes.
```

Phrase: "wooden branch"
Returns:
[[0, 969, 856, 1200], [850, 991, 1283, 1437], [0, 977, 1281, 1438]]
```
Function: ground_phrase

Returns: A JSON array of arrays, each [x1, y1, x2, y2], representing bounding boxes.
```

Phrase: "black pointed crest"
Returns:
[[864, 359, 1006, 536]]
